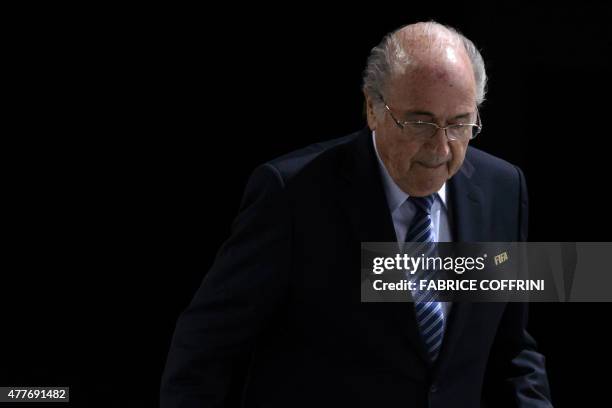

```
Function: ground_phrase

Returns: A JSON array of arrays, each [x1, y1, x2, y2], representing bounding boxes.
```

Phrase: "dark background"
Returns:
[[3, 2, 611, 407]]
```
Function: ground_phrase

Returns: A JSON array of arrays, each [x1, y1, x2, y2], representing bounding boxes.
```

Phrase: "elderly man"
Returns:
[[161, 22, 553, 407]]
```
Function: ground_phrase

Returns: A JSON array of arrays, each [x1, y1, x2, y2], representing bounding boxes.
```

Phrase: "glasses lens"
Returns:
[[446, 125, 471, 140], [407, 122, 437, 138]]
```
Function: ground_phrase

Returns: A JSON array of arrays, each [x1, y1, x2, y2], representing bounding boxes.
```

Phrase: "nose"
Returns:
[[426, 127, 451, 157]]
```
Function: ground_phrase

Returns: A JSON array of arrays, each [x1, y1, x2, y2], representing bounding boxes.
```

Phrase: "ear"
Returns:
[[364, 92, 378, 131]]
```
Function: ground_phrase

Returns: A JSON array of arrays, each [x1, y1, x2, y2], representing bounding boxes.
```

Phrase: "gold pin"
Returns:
[[494, 251, 508, 265]]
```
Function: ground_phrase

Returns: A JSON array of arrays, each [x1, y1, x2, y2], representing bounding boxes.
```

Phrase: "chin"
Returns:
[[405, 184, 441, 197], [408, 177, 446, 196], [414, 170, 448, 192]]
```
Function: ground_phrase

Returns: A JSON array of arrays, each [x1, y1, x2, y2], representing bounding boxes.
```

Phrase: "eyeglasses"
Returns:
[[382, 97, 482, 141]]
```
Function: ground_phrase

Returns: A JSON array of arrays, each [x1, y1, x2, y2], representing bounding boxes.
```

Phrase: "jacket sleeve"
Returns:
[[482, 165, 553, 408], [160, 163, 291, 408]]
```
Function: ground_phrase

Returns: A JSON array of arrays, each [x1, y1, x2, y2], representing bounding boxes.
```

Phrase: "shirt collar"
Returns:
[[372, 131, 447, 213]]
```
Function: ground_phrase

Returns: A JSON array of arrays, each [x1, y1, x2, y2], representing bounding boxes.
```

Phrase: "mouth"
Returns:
[[415, 161, 447, 169]]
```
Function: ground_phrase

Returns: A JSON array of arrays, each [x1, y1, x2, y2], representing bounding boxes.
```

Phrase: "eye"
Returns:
[[408, 122, 432, 130], [448, 124, 472, 139], [404, 121, 436, 137]]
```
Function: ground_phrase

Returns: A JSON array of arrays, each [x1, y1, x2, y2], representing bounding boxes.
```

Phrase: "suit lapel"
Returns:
[[338, 129, 431, 366], [447, 154, 485, 243], [432, 153, 484, 377], [338, 129, 397, 246]]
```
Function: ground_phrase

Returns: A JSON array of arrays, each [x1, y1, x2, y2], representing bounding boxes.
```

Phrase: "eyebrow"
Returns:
[[404, 110, 473, 121]]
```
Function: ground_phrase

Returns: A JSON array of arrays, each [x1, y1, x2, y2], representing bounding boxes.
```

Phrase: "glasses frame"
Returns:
[[381, 97, 483, 141]]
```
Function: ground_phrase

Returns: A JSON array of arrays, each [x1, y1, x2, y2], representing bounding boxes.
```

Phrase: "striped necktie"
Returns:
[[404, 195, 445, 361]]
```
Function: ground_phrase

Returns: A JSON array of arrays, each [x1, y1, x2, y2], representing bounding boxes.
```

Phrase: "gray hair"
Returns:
[[362, 21, 487, 113]]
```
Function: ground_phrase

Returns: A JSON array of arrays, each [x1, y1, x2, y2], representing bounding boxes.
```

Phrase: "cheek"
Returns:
[[448, 142, 468, 174], [388, 141, 420, 171]]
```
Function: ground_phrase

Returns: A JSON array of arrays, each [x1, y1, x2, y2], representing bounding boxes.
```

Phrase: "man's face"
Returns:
[[366, 49, 477, 197]]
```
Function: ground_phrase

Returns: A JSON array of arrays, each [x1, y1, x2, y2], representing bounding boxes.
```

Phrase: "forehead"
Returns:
[[387, 52, 477, 114]]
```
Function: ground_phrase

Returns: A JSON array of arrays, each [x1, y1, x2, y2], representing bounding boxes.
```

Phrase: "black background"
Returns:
[[3, 2, 611, 407]]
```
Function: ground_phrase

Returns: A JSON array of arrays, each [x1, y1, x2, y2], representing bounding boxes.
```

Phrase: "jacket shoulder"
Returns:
[[264, 130, 364, 186], [465, 146, 523, 185]]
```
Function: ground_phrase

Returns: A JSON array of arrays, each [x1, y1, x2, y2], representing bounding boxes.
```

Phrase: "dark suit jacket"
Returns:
[[161, 128, 552, 407]]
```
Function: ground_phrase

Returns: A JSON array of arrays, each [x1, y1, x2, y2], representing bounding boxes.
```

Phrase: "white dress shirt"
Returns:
[[372, 131, 453, 321]]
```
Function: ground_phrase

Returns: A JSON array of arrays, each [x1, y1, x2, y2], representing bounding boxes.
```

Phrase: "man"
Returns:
[[161, 22, 552, 407]]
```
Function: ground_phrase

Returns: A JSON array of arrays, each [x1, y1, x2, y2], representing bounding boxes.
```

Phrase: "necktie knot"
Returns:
[[408, 195, 435, 215]]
